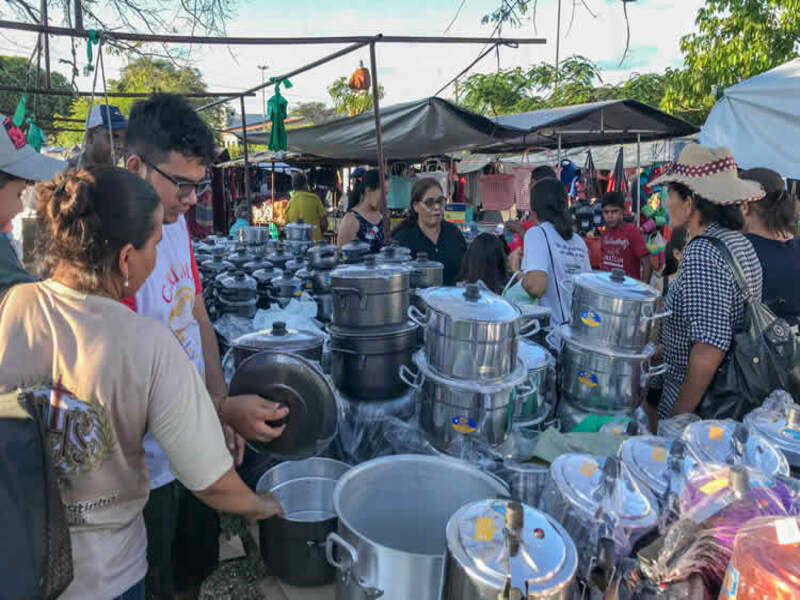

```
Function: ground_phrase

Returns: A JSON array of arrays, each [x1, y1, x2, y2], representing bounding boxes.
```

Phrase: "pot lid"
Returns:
[[445, 500, 577, 594], [619, 436, 672, 497], [549, 454, 658, 528], [518, 340, 553, 372], [682, 420, 790, 477], [201, 256, 234, 272], [215, 270, 257, 290], [271, 271, 302, 289], [744, 405, 800, 467], [341, 240, 371, 254], [307, 243, 339, 256], [233, 321, 324, 354], [285, 259, 307, 271], [330, 255, 409, 281], [242, 259, 274, 272], [296, 267, 312, 280], [419, 284, 520, 323], [376, 245, 412, 263], [285, 218, 315, 232], [268, 247, 294, 260], [555, 325, 656, 360], [328, 320, 418, 340], [252, 267, 282, 283], [572, 269, 659, 301], [410, 252, 444, 271]]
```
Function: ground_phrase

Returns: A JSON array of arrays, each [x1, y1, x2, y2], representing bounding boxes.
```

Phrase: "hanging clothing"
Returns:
[[267, 90, 288, 152]]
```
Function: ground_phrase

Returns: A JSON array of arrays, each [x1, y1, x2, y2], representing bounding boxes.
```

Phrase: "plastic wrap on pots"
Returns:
[[743, 389, 800, 473], [657, 413, 700, 440], [251, 294, 324, 335]]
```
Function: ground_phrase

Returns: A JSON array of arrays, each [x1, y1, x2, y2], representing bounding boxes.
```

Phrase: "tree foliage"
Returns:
[[0, 55, 72, 124], [291, 101, 338, 125], [327, 77, 385, 117]]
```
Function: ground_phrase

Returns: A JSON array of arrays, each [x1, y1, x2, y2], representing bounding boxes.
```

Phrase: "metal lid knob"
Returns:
[[272, 321, 287, 335], [464, 283, 481, 301], [788, 407, 800, 428], [363, 254, 377, 266], [610, 268, 626, 283], [729, 465, 749, 496]]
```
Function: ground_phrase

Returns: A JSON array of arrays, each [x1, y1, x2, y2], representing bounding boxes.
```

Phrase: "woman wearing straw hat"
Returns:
[[649, 144, 765, 419]]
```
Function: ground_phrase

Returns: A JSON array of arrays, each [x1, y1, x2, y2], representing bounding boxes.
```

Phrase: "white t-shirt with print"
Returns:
[[521, 221, 592, 325], [127, 215, 205, 489]]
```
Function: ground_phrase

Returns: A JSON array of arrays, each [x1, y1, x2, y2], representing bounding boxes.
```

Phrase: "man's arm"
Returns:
[[640, 255, 654, 283], [672, 342, 725, 415], [522, 271, 548, 298]]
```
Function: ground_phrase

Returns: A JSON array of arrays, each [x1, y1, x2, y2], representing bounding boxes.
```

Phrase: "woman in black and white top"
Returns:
[[650, 144, 765, 419]]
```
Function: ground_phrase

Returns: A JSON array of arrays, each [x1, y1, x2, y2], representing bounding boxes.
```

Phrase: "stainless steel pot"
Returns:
[[267, 246, 294, 270], [315, 293, 333, 323], [569, 269, 668, 351], [257, 458, 350, 587], [200, 255, 234, 278], [619, 436, 672, 499], [284, 258, 308, 277], [328, 321, 419, 400], [242, 258, 274, 274], [340, 240, 371, 264], [411, 284, 536, 381], [270, 271, 304, 301], [310, 269, 332, 294], [215, 270, 258, 302], [285, 218, 316, 241], [376, 244, 412, 265], [227, 247, 258, 270], [286, 239, 313, 257], [232, 321, 324, 367], [296, 267, 313, 293], [214, 294, 258, 319], [331, 256, 410, 329], [308, 244, 340, 270], [325, 455, 509, 600], [237, 225, 270, 246], [516, 341, 554, 425], [443, 500, 578, 600], [408, 252, 443, 288], [551, 326, 666, 411], [252, 266, 282, 293], [401, 351, 532, 450]]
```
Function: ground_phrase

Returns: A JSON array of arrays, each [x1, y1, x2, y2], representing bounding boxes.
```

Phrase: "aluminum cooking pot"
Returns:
[[295, 267, 313, 293], [550, 325, 666, 412], [252, 266, 282, 291], [376, 244, 412, 264], [443, 500, 578, 600], [310, 269, 333, 295], [200, 255, 234, 277], [326, 455, 509, 600], [411, 284, 537, 381], [516, 341, 554, 425], [408, 252, 443, 289], [284, 258, 308, 277], [257, 458, 350, 587], [331, 255, 410, 329], [569, 268, 668, 351], [241, 258, 274, 274], [619, 436, 673, 499], [232, 321, 324, 367], [237, 225, 270, 246], [401, 351, 532, 450], [286, 239, 313, 257], [214, 294, 257, 319], [308, 243, 340, 270], [267, 246, 295, 270], [315, 292, 333, 323], [285, 218, 316, 241], [328, 321, 418, 400], [214, 270, 257, 302], [340, 240, 371, 264], [227, 247, 258, 270], [270, 271, 303, 300]]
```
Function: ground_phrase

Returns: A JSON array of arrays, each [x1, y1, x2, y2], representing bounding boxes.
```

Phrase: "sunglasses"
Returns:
[[420, 196, 446, 209], [144, 159, 211, 199]]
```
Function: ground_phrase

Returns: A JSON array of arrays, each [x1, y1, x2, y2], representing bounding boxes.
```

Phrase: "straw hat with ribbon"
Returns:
[[650, 144, 765, 205]]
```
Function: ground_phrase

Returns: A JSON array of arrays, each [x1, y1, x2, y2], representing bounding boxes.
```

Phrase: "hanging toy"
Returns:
[[348, 60, 371, 91]]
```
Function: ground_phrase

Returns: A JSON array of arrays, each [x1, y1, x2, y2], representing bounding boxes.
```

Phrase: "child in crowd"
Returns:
[[600, 191, 652, 282]]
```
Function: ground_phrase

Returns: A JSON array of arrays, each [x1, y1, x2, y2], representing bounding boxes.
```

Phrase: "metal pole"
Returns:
[[74, 0, 83, 31], [0, 85, 255, 98], [240, 95, 251, 226], [557, 134, 562, 164], [554, 0, 562, 90], [258, 65, 268, 130], [369, 40, 389, 245], [636, 132, 641, 228], [41, 0, 50, 88]]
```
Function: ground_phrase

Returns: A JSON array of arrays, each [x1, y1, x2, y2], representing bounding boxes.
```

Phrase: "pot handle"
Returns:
[[514, 373, 536, 397], [519, 318, 541, 338], [332, 286, 367, 311], [643, 362, 668, 386], [642, 309, 672, 322], [325, 533, 385, 600], [407, 304, 429, 328], [545, 330, 562, 352], [398, 363, 422, 389]]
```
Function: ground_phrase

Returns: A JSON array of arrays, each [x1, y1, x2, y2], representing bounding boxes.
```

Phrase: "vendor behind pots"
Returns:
[[393, 178, 467, 285]]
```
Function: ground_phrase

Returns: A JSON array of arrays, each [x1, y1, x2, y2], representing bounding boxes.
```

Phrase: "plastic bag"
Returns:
[[213, 314, 256, 345], [657, 413, 700, 440], [252, 293, 324, 336]]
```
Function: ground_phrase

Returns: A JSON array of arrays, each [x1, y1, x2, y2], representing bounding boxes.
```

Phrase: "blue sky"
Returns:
[[1, 0, 705, 114]]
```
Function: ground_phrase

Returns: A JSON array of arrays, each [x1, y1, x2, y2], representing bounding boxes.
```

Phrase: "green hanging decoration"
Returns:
[[25, 118, 44, 152], [12, 95, 27, 127], [266, 77, 292, 152], [85, 29, 100, 74]]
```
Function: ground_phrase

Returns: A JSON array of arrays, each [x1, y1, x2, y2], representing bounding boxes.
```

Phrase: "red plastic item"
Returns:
[[584, 235, 602, 269], [479, 173, 515, 211]]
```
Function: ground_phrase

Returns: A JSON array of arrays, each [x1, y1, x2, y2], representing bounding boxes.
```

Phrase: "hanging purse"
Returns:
[[696, 236, 800, 421]]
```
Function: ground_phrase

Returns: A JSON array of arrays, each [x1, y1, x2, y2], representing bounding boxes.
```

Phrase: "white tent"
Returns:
[[700, 59, 800, 179]]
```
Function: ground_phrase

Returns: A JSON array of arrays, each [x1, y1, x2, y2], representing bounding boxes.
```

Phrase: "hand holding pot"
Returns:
[[221, 394, 289, 443], [254, 491, 284, 521]]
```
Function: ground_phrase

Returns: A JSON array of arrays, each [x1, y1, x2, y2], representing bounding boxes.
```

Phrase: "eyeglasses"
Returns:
[[421, 196, 446, 209], [143, 159, 211, 199]]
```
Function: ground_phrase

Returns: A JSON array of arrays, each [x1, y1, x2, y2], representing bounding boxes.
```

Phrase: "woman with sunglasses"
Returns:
[[393, 178, 467, 285]]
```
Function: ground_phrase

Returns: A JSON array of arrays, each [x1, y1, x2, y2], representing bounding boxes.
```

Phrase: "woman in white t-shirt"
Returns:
[[521, 177, 591, 324], [0, 168, 281, 600]]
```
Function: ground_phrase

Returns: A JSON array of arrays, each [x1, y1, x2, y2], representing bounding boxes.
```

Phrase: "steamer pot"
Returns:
[[331, 256, 409, 329]]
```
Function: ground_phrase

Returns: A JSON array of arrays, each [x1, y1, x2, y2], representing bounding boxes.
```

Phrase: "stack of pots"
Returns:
[[284, 218, 315, 257], [340, 239, 371, 264], [214, 270, 258, 319], [552, 268, 668, 429], [236, 225, 270, 256], [403, 284, 534, 452], [327, 255, 419, 400], [200, 255, 234, 317], [270, 270, 304, 309], [306, 243, 339, 323]]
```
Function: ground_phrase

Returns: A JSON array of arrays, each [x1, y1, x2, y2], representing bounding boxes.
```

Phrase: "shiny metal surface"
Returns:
[[408, 252, 443, 288], [285, 218, 316, 241], [376, 245, 412, 264], [200, 255, 234, 276], [619, 436, 672, 498], [232, 322, 324, 368], [331, 257, 410, 328], [744, 404, 800, 468], [257, 458, 350, 520], [515, 341, 553, 423], [308, 244, 340, 270], [569, 269, 664, 351], [314, 292, 333, 323], [443, 500, 578, 600], [285, 239, 314, 257], [340, 240, 371, 264], [270, 272, 303, 299], [310, 269, 333, 294], [237, 225, 270, 246], [327, 455, 509, 600]]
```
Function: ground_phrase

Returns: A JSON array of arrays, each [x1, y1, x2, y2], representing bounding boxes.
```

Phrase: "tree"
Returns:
[[291, 101, 337, 125], [327, 77, 385, 117], [660, 0, 800, 124], [53, 57, 221, 146], [0, 55, 72, 124]]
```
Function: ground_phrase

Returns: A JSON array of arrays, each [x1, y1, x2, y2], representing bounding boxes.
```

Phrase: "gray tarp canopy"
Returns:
[[475, 99, 699, 154], [238, 97, 523, 164]]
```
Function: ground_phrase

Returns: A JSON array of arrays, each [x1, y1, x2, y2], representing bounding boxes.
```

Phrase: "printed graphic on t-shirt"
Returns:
[[161, 263, 200, 368], [602, 237, 630, 270]]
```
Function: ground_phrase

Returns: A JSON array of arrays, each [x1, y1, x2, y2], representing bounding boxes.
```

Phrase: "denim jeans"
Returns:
[[114, 578, 145, 600]]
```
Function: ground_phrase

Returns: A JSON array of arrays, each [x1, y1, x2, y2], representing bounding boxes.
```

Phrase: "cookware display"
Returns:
[[744, 400, 800, 475], [325, 455, 508, 600], [285, 218, 316, 242], [307, 243, 340, 270], [257, 458, 350, 587], [331, 256, 410, 329], [340, 240, 371, 264], [407, 252, 443, 289], [515, 340, 554, 426], [443, 499, 578, 600], [231, 321, 324, 368]]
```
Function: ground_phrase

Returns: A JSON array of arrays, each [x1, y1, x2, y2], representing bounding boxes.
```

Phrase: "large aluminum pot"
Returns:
[[443, 499, 578, 600], [411, 284, 537, 381], [285, 218, 316, 241], [257, 458, 350, 587], [325, 455, 509, 600], [331, 256, 410, 329], [401, 351, 532, 450], [570, 268, 667, 351], [408, 252, 443, 289], [551, 326, 666, 411], [328, 321, 419, 400], [232, 321, 324, 368]]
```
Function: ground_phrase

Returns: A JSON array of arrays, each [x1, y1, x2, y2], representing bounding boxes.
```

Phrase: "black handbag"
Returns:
[[696, 236, 800, 420]]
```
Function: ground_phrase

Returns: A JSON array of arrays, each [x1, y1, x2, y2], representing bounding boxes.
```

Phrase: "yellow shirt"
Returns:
[[285, 190, 326, 241]]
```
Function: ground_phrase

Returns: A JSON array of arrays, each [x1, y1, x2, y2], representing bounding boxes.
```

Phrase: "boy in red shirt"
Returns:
[[600, 191, 652, 282]]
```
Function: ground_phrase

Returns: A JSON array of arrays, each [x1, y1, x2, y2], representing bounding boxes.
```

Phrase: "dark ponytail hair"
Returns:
[[531, 177, 574, 240], [349, 169, 381, 211], [669, 182, 744, 231], [36, 167, 161, 289], [392, 177, 442, 235], [739, 168, 798, 235], [457, 232, 509, 294]]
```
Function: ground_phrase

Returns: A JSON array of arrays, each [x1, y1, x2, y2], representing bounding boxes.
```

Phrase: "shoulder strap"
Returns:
[[697, 235, 751, 301], [540, 225, 566, 323]]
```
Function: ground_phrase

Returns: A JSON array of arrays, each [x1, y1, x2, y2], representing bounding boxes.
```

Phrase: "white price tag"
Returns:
[[775, 517, 800, 545]]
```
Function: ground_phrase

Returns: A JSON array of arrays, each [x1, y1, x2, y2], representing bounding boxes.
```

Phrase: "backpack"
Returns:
[[696, 237, 800, 420], [0, 390, 73, 599]]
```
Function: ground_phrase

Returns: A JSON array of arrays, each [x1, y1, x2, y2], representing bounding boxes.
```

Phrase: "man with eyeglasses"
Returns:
[[124, 94, 288, 600]]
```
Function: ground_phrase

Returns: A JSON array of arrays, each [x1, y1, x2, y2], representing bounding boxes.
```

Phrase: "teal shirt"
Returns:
[[0, 234, 34, 299], [229, 218, 250, 236]]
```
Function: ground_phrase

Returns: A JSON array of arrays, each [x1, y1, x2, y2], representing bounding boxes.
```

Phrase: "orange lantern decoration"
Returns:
[[348, 60, 371, 91]]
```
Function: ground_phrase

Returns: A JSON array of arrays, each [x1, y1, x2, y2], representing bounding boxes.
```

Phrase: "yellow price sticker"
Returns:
[[708, 426, 725, 441], [578, 461, 597, 478], [475, 517, 494, 542], [700, 477, 729, 496], [651, 446, 667, 463]]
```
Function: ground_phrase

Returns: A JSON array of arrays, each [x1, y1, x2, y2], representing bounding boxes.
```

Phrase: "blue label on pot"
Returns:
[[779, 426, 800, 441], [292, 287, 301, 297], [580, 310, 602, 327], [721, 564, 738, 599], [305, 280, 313, 290], [452, 416, 477, 434], [577, 370, 599, 387]]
